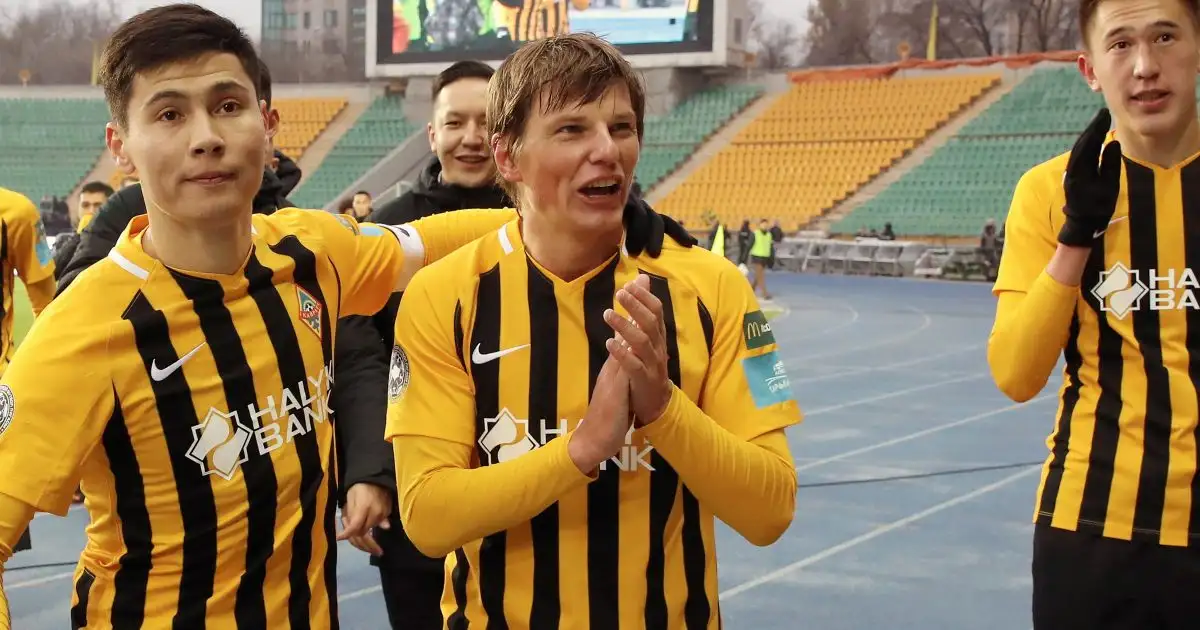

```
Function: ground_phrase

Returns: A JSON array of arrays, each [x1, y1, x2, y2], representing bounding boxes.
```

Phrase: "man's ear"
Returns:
[[106, 122, 135, 173], [1078, 53, 1102, 93], [491, 133, 522, 184]]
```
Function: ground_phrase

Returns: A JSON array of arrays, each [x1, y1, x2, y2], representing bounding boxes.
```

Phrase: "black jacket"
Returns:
[[55, 152, 394, 502], [366, 157, 512, 349]]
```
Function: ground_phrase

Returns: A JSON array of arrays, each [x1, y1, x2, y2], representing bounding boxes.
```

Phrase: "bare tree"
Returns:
[[0, 0, 122, 85], [941, 0, 1008, 56], [746, 0, 802, 69], [1011, 0, 1077, 52], [803, 0, 881, 66]]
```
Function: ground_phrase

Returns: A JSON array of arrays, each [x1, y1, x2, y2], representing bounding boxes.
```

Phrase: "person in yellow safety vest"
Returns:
[[749, 218, 773, 299], [710, 222, 725, 256]]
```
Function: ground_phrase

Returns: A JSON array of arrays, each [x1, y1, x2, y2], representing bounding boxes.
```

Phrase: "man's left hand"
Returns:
[[605, 274, 673, 426], [338, 483, 393, 556]]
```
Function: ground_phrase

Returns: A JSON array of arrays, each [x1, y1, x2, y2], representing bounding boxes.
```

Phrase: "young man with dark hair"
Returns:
[[387, 33, 799, 629], [989, 0, 1200, 627], [0, 5, 525, 628], [351, 190, 373, 219], [76, 181, 115, 231], [362, 57, 511, 630]]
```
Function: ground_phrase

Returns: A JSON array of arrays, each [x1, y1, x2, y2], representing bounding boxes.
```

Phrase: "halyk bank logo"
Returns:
[[1091, 262, 1148, 319], [1091, 262, 1200, 320]]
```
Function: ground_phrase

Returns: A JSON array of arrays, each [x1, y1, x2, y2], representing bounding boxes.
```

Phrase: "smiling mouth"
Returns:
[[456, 155, 488, 164], [1133, 90, 1170, 103], [580, 179, 621, 198]]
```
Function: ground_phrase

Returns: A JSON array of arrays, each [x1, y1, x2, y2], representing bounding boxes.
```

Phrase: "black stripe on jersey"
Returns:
[[1077, 217, 1128, 526], [645, 272, 710, 630], [698, 302, 714, 353], [454, 301, 466, 369], [527, 261, 561, 629], [1037, 316, 1083, 519], [643, 272, 678, 630], [70, 568, 96, 630], [470, 264, 508, 629], [270, 237, 340, 629], [448, 548, 470, 630], [171, 271, 275, 630], [449, 303, 470, 630], [698, 300, 718, 630], [1125, 163, 1173, 535], [1182, 159, 1200, 538], [0, 222, 9, 353], [585, 258, 620, 630], [124, 292, 218, 629], [99, 396, 150, 628]]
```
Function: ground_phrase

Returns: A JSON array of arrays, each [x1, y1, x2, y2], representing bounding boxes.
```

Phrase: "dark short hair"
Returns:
[[487, 33, 645, 203], [80, 181, 115, 197], [99, 3, 261, 128], [353, 190, 371, 197], [259, 63, 273, 109], [1080, 0, 1200, 40], [432, 60, 495, 100]]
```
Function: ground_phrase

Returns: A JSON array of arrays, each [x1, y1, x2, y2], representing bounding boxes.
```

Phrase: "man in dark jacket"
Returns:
[[55, 67, 397, 561], [359, 59, 510, 630]]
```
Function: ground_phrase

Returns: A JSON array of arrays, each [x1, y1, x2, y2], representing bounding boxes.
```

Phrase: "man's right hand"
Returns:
[[1059, 108, 1123, 248], [567, 355, 632, 475]]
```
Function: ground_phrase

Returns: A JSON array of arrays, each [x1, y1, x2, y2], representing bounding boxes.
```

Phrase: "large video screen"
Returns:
[[376, 0, 714, 65]]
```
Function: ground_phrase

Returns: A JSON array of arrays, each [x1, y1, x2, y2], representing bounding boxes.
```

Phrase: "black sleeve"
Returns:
[[368, 192, 426, 226], [55, 188, 144, 295], [331, 315, 395, 504], [51, 232, 80, 282]]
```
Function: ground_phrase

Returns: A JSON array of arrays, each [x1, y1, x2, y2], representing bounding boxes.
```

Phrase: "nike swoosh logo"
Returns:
[[472, 343, 530, 365], [1094, 216, 1128, 239], [150, 343, 207, 382]]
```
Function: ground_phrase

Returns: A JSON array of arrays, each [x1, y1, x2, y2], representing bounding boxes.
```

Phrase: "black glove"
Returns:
[[624, 196, 697, 258], [1059, 108, 1123, 247]]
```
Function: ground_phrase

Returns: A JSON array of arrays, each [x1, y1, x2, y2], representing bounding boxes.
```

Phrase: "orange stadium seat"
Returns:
[[657, 74, 1000, 231]]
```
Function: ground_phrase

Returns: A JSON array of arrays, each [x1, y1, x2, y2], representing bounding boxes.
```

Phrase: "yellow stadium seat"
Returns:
[[271, 98, 347, 160], [658, 74, 999, 231]]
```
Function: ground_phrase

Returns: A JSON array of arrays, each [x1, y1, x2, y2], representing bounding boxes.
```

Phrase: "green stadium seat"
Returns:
[[0, 99, 109, 201], [830, 66, 1200, 237], [290, 96, 420, 209]]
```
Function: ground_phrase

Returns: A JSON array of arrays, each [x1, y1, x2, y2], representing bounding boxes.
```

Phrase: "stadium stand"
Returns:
[[0, 98, 109, 201], [635, 85, 763, 188], [273, 97, 348, 159], [832, 66, 1134, 237], [289, 95, 418, 209], [657, 73, 999, 231]]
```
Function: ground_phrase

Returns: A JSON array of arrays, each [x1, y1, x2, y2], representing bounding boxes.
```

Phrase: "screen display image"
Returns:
[[382, 0, 710, 64]]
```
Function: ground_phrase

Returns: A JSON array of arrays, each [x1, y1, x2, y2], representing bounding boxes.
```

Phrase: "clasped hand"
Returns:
[[568, 275, 674, 473]]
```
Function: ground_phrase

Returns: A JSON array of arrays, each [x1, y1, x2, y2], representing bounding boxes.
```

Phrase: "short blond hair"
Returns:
[[487, 33, 646, 204]]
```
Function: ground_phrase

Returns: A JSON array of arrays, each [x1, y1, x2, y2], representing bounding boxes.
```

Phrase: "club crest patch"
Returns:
[[335, 214, 360, 235], [34, 219, 51, 266], [0, 385, 13, 437], [389, 344, 410, 402], [296, 287, 323, 339]]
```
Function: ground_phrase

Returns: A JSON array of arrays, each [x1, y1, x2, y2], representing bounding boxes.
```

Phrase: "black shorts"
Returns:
[[1032, 523, 1200, 629], [750, 255, 770, 266]]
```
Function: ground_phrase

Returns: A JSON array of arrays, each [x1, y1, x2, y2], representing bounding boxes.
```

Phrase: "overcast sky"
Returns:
[[1, 0, 805, 40]]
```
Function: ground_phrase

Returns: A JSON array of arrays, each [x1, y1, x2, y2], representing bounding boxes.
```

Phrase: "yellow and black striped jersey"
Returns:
[[494, 0, 571, 42], [995, 142, 1200, 547], [0, 187, 54, 374], [0, 209, 408, 628], [387, 219, 801, 628]]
